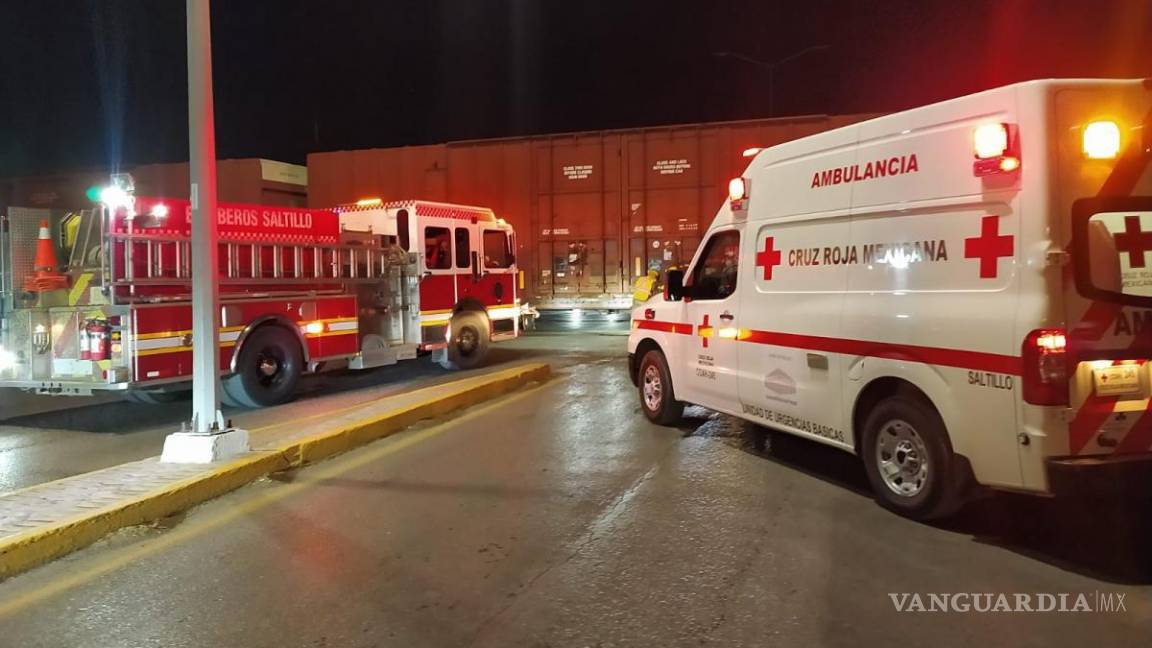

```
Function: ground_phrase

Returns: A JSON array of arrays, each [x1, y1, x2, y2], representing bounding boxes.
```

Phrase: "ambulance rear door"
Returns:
[[1062, 82, 1152, 459]]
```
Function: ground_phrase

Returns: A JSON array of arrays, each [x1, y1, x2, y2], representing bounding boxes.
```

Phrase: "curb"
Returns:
[[0, 362, 551, 580]]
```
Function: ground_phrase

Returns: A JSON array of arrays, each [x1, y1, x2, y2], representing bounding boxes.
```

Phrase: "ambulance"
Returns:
[[628, 78, 1152, 519]]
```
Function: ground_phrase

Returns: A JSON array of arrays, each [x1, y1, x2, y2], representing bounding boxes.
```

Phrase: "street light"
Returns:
[[713, 45, 830, 117]]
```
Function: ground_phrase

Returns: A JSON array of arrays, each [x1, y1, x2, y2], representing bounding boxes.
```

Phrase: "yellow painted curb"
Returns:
[[0, 362, 551, 580]]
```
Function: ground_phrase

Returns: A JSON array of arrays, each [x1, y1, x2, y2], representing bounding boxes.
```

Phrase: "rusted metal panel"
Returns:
[[307, 113, 882, 307]]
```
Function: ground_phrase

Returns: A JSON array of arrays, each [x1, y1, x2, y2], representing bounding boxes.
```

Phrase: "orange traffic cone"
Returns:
[[24, 219, 69, 292]]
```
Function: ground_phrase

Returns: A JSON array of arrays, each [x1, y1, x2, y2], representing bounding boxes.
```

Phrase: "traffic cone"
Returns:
[[24, 219, 69, 292]]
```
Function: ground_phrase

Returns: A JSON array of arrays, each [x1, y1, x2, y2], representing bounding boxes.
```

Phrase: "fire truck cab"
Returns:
[[0, 196, 520, 407], [629, 78, 1152, 519]]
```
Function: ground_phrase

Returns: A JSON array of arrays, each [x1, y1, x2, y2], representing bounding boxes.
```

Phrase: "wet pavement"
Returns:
[[0, 314, 623, 494], [0, 316, 1150, 646]]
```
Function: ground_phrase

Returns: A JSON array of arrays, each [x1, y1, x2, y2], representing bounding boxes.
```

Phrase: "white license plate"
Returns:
[[1093, 364, 1142, 396]]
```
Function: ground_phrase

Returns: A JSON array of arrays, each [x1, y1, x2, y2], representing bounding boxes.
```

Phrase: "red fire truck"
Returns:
[[0, 196, 521, 406]]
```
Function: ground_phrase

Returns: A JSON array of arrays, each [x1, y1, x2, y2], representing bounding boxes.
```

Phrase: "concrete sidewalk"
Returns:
[[0, 362, 550, 580]]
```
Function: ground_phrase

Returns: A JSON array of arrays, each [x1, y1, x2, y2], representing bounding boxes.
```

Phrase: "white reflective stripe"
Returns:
[[38, 227, 50, 238], [135, 337, 183, 351], [488, 307, 519, 320], [327, 321, 359, 331], [135, 331, 242, 349]]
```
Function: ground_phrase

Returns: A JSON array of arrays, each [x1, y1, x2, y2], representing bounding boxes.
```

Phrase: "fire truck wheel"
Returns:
[[440, 312, 490, 370], [637, 349, 684, 425], [861, 395, 963, 521], [223, 325, 303, 408]]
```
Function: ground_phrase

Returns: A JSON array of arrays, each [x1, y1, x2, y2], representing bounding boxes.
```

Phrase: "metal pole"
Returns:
[[187, 0, 222, 434]]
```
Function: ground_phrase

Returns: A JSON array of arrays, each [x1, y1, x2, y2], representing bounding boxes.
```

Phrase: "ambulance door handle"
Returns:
[[719, 312, 734, 321], [807, 353, 829, 370]]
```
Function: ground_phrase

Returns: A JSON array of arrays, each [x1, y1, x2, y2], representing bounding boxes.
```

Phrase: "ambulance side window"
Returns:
[[454, 228, 471, 268], [689, 230, 740, 300], [425, 227, 452, 270]]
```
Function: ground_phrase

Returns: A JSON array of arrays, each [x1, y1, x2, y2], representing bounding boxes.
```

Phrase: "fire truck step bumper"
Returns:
[[1047, 452, 1152, 498]]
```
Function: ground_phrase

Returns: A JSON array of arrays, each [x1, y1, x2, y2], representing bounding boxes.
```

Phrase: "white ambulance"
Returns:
[[628, 78, 1152, 519]]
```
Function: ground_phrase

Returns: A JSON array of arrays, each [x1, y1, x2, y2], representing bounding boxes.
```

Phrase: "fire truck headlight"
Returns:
[[0, 347, 19, 372], [99, 186, 132, 211]]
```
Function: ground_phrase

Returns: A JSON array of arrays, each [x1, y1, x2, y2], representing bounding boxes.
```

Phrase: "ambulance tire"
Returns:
[[637, 349, 684, 425], [223, 325, 303, 408], [861, 395, 963, 521], [439, 312, 490, 371]]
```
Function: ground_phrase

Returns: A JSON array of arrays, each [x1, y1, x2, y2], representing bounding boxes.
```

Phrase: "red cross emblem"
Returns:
[[964, 215, 1014, 279], [756, 236, 782, 280], [698, 313, 713, 348], [1113, 215, 1152, 268]]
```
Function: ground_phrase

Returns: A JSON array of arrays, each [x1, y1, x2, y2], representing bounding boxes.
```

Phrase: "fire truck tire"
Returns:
[[123, 390, 184, 405], [439, 312, 490, 370], [637, 349, 683, 425], [860, 395, 964, 521], [223, 325, 304, 408]]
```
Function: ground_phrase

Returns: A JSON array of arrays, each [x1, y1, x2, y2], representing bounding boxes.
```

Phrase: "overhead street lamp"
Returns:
[[713, 45, 831, 118]]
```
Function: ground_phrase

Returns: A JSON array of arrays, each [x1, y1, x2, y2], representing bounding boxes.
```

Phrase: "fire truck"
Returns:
[[0, 195, 521, 407]]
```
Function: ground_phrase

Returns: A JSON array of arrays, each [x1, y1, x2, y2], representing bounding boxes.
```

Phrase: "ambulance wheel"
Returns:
[[223, 325, 303, 408], [123, 390, 183, 405], [861, 395, 963, 521], [638, 349, 683, 425], [439, 312, 490, 370]]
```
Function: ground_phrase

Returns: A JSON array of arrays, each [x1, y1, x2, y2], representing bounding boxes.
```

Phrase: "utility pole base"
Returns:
[[161, 428, 250, 464]]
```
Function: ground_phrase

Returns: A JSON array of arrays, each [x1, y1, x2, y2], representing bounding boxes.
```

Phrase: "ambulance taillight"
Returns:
[[972, 123, 1020, 177], [1022, 329, 1068, 406]]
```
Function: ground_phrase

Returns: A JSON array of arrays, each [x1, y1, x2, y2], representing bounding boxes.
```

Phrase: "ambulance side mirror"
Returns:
[[664, 269, 687, 301]]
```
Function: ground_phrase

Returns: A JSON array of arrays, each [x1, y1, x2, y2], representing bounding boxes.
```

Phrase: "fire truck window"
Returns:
[[425, 227, 452, 270], [455, 228, 471, 269], [484, 230, 513, 268], [396, 209, 410, 251], [689, 230, 740, 300]]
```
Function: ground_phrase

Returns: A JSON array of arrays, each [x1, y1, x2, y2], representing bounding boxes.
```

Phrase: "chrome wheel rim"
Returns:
[[642, 364, 663, 412], [875, 418, 930, 498]]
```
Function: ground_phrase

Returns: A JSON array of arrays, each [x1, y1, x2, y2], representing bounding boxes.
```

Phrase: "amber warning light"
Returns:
[[1083, 121, 1121, 159]]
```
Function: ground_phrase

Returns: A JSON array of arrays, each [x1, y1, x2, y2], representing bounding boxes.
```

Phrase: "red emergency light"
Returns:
[[973, 123, 1021, 177]]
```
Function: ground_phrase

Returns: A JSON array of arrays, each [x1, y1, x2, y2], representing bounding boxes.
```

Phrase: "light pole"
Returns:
[[161, 0, 249, 463], [713, 45, 830, 117]]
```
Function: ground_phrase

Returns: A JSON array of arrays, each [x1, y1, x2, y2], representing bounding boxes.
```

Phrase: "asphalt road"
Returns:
[[0, 313, 625, 494], [0, 315, 1150, 647]]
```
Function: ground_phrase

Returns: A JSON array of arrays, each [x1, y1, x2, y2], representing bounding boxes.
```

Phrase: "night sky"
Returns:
[[1, 0, 1150, 177]]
